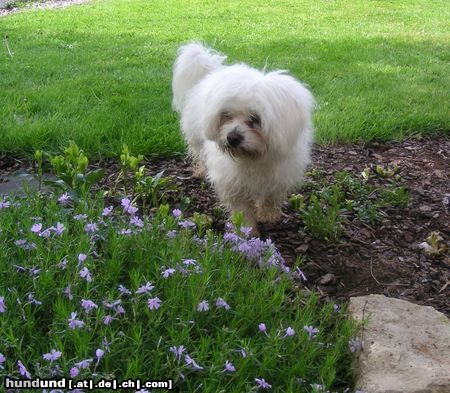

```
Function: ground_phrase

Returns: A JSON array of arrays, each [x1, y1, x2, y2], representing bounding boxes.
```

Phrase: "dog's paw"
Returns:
[[192, 163, 207, 179], [255, 202, 282, 224]]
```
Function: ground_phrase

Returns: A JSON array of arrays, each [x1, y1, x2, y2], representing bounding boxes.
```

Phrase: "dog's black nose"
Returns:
[[227, 130, 243, 147]]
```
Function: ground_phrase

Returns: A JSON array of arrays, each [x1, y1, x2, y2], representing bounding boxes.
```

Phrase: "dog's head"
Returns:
[[202, 65, 315, 161]]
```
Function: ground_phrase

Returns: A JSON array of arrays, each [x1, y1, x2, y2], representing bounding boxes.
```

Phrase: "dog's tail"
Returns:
[[172, 42, 226, 112]]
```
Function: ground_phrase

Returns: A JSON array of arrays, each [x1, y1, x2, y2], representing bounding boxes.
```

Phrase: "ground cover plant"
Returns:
[[1, 0, 448, 157], [0, 145, 357, 392]]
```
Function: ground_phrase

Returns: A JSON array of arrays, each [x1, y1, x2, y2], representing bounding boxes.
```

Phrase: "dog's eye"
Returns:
[[221, 112, 232, 121], [249, 113, 261, 126]]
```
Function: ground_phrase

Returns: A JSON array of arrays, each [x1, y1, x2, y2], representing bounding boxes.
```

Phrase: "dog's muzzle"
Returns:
[[226, 130, 244, 147]]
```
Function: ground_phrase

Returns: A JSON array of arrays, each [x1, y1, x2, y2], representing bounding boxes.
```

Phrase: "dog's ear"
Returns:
[[261, 71, 315, 149]]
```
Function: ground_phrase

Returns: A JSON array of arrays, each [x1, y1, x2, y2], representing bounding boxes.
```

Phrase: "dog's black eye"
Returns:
[[221, 112, 232, 121], [249, 113, 261, 126]]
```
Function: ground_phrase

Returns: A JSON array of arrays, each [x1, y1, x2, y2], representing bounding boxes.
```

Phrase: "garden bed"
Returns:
[[1, 136, 449, 317]]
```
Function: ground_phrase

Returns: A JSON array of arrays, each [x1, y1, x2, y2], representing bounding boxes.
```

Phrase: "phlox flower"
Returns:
[[172, 209, 182, 218], [0, 296, 6, 313], [216, 297, 231, 310], [0, 353, 5, 366], [103, 315, 115, 325], [147, 297, 162, 311], [0, 200, 11, 209], [255, 378, 272, 389], [167, 230, 177, 239], [259, 323, 268, 336], [169, 345, 185, 361], [52, 222, 66, 236], [102, 206, 113, 217], [31, 223, 42, 233], [118, 284, 132, 296], [284, 327, 295, 338], [81, 299, 98, 313], [74, 213, 88, 220], [130, 216, 144, 228], [121, 198, 138, 215], [84, 222, 98, 233], [17, 360, 31, 378], [75, 358, 93, 369], [185, 354, 203, 371], [161, 268, 176, 278], [95, 349, 104, 364], [303, 325, 319, 340], [223, 360, 235, 373], [70, 367, 79, 378], [79, 267, 92, 282], [43, 349, 62, 362], [197, 300, 209, 312], [68, 312, 85, 329], [58, 193, 70, 205], [178, 219, 196, 229], [136, 282, 154, 294]]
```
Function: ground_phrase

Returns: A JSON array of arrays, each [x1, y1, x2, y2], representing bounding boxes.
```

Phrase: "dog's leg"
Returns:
[[192, 160, 207, 178], [255, 198, 282, 224], [229, 201, 259, 236]]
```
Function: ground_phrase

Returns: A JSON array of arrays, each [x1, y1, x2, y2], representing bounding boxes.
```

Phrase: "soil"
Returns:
[[1, 136, 449, 316]]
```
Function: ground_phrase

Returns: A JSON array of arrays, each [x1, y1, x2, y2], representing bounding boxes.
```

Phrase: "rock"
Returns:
[[348, 294, 450, 393], [317, 273, 336, 285]]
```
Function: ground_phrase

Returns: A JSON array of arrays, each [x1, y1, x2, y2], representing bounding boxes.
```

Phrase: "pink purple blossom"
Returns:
[[17, 360, 31, 378], [197, 300, 209, 312], [255, 378, 272, 389], [147, 297, 162, 310], [136, 282, 154, 294], [224, 360, 236, 373], [79, 267, 92, 282], [216, 297, 231, 310], [68, 312, 85, 329], [0, 296, 6, 313], [43, 349, 62, 362]]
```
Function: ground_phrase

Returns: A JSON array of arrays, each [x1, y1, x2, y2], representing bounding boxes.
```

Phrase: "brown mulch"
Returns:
[[1, 136, 449, 316]]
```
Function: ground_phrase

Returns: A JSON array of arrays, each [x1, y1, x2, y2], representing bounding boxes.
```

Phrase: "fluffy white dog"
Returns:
[[172, 42, 315, 231]]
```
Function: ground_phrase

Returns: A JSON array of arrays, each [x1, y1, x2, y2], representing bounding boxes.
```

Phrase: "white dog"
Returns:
[[172, 42, 315, 231]]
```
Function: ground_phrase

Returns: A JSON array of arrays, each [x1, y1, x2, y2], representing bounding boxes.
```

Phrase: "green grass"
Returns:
[[0, 183, 356, 392], [0, 0, 448, 158]]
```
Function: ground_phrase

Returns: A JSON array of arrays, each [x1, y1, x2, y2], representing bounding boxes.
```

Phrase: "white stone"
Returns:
[[348, 294, 450, 393]]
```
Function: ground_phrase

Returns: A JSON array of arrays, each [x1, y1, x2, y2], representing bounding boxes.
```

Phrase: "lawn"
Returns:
[[0, 0, 448, 158]]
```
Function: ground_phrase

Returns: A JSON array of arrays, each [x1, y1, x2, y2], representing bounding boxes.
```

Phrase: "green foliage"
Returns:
[[42, 141, 104, 200], [295, 169, 411, 241]]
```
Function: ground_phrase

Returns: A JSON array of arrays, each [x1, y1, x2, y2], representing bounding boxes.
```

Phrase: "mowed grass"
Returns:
[[0, 0, 448, 158]]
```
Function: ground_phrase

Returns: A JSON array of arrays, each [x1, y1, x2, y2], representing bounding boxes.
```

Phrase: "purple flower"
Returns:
[[303, 325, 319, 340], [216, 297, 231, 310], [103, 315, 115, 325], [31, 223, 42, 233], [255, 378, 272, 389], [70, 366, 79, 378], [284, 327, 295, 337], [185, 354, 203, 371], [115, 305, 126, 315], [68, 312, 85, 329], [0, 200, 11, 209], [0, 353, 6, 365], [26, 293, 42, 306], [95, 349, 104, 362], [167, 230, 177, 239], [43, 349, 62, 362], [130, 216, 144, 228], [178, 219, 196, 229], [240, 226, 253, 238], [81, 299, 98, 313], [197, 300, 209, 312], [0, 296, 6, 313], [75, 358, 93, 369], [118, 228, 132, 235], [161, 268, 176, 278], [183, 258, 197, 266], [118, 284, 132, 296], [84, 222, 98, 233], [333, 304, 340, 312], [121, 198, 138, 215], [223, 360, 236, 373], [348, 337, 364, 353], [259, 323, 268, 336], [78, 253, 87, 265], [172, 209, 182, 218], [169, 345, 185, 361], [102, 206, 113, 217], [74, 213, 88, 220], [17, 360, 31, 378], [52, 222, 66, 236], [40, 228, 52, 238], [64, 285, 73, 300], [58, 192, 70, 205], [79, 267, 92, 282], [136, 282, 154, 294], [223, 232, 240, 244], [147, 297, 162, 310]]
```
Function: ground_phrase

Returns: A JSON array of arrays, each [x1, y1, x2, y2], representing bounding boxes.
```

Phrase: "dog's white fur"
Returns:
[[172, 42, 315, 230]]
